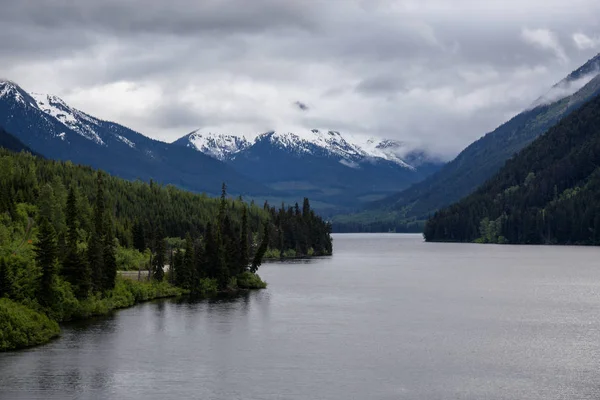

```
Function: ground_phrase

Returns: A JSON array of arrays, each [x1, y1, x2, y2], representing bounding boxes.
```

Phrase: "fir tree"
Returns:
[[62, 186, 91, 298], [35, 217, 57, 306], [181, 233, 194, 289], [251, 222, 269, 273], [0, 258, 12, 298], [88, 172, 105, 293], [153, 236, 166, 282], [103, 221, 117, 291], [132, 220, 146, 252], [213, 226, 229, 290], [218, 182, 227, 227], [240, 205, 250, 271]]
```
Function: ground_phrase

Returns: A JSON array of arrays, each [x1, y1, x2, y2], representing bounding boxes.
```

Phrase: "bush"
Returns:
[[0, 298, 60, 351], [263, 248, 281, 259], [282, 249, 297, 258], [237, 272, 267, 289], [116, 247, 151, 271]]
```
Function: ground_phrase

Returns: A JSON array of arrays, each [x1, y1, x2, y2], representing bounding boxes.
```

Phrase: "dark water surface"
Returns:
[[2, 234, 600, 399]]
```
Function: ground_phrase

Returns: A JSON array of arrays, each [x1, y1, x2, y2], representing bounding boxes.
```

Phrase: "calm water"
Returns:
[[2, 234, 600, 400]]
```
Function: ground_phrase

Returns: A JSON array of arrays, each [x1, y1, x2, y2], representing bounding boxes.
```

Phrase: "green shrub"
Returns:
[[116, 247, 151, 271], [237, 272, 267, 289], [0, 298, 60, 351], [282, 249, 297, 258], [263, 248, 281, 259]]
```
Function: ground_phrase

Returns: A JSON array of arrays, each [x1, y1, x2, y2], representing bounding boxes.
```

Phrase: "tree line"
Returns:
[[0, 148, 333, 307]]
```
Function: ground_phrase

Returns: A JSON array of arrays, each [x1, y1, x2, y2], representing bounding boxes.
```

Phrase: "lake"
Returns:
[[2, 233, 600, 399]]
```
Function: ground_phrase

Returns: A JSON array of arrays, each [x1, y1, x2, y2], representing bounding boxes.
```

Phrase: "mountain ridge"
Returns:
[[424, 91, 600, 244], [361, 54, 600, 221], [0, 80, 270, 196]]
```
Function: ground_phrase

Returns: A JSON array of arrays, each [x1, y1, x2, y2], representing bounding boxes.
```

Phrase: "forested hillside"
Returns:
[[338, 54, 600, 232], [0, 147, 331, 350], [424, 94, 600, 245]]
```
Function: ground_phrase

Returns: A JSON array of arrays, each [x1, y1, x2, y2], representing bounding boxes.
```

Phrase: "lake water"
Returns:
[[2, 233, 600, 399]]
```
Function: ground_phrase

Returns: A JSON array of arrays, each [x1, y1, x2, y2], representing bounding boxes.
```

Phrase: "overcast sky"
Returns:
[[1, 0, 600, 159]]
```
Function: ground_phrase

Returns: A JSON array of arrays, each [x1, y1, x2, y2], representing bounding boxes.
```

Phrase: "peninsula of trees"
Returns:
[[0, 146, 332, 351]]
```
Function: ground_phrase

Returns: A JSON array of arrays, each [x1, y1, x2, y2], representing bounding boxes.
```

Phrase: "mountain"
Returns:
[[362, 53, 600, 222], [424, 92, 600, 244], [0, 80, 268, 195], [174, 129, 444, 211], [0, 126, 39, 155]]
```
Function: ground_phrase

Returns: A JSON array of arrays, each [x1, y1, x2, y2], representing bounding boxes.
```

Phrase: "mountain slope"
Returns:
[[424, 93, 600, 244], [175, 129, 444, 211], [0, 81, 268, 195], [368, 54, 600, 221], [0, 126, 39, 155]]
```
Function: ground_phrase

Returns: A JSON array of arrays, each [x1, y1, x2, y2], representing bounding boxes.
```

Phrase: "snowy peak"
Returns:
[[0, 80, 36, 106], [256, 130, 366, 159], [175, 128, 430, 170], [175, 130, 251, 160], [30, 93, 106, 145], [0, 80, 138, 149]]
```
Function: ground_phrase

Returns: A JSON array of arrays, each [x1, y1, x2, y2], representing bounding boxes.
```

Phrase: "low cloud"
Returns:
[[521, 28, 568, 63], [294, 101, 309, 111], [573, 32, 600, 50]]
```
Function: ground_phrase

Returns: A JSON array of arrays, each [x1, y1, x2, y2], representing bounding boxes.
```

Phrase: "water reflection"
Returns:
[[2, 234, 600, 400]]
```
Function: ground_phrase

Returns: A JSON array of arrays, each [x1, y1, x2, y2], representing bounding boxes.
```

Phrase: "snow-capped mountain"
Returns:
[[174, 127, 444, 210], [0, 80, 268, 195], [174, 130, 251, 161], [175, 128, 437, 170]]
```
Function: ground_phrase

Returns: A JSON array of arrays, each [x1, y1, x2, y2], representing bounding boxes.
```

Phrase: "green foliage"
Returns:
[[116, 246, 150, 271], [34, 217, 57, 306], [251, 223, 269, 273], [425, 94, 600, 245], [0, 147, 332, 350], [152, 237, 166, 282], [236, 271, 267, 289], [0, 258, 12, 298], [282, 249, 297, 258], [0, 298, 60, 351], [263, 248, 281, 259]]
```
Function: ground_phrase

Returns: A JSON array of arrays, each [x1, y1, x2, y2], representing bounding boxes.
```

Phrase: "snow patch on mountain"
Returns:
[[183, 130, 251, 160], [30, 93, 106, 146], [176, 128, 429, 170]]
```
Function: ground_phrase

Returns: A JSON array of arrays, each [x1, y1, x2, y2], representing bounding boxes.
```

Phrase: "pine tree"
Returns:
[[181, 233, 194, 289], [0, 258, 12, 298], [214, 226, 229, 290], [132, 220, 146, 252], [62, 186, 91, 298], [35, 217, 57, 306], [218, 182, 227, 227], [240, 205, 250, 271], [103, 221, 117, 291], [153, 236, 166, 282], [251, 222, 269, 273], [202, 222, 217, 279], [89, 172, 105, 293]]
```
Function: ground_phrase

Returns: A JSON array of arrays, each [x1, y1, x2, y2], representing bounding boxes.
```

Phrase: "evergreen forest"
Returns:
[[424, 95, 600, 245], [0, 146, 332, 350]]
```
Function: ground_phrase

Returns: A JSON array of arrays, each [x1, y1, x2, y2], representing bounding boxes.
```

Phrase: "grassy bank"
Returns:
[[1, 273, 268, 352], [0, 277, 184, 352], [0, 298, 60, 351]]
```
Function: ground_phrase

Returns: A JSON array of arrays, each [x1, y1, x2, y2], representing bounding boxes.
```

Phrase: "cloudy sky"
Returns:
[[1, 0, 600, 159]]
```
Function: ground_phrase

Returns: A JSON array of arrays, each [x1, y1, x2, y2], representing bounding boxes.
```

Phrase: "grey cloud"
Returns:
[[2, 0, 600, 158]]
